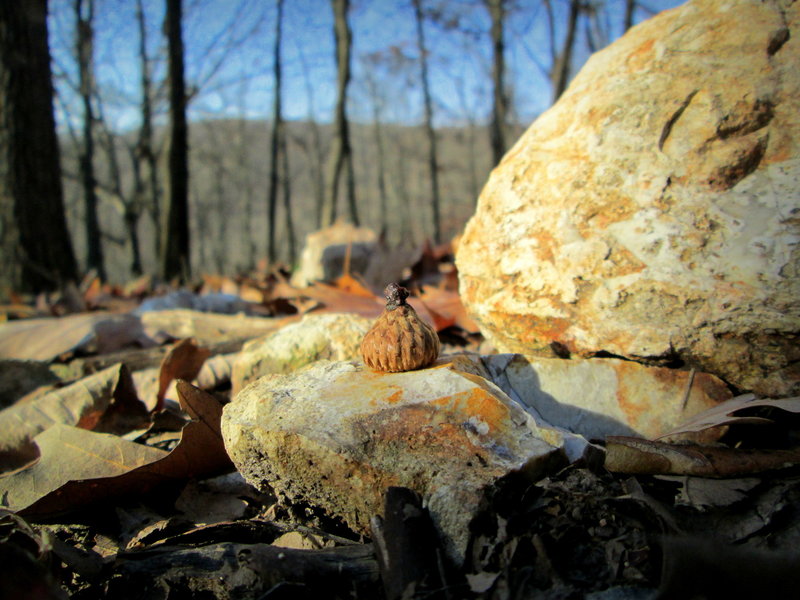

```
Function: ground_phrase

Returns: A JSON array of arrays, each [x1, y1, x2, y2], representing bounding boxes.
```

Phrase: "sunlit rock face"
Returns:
[[222, 357, 563, 562], [457, 0, 800, 396]]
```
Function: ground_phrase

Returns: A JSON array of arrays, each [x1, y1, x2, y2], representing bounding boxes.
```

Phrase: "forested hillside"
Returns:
[[1, 0, 676, 296], [60, 118, 525, 282]]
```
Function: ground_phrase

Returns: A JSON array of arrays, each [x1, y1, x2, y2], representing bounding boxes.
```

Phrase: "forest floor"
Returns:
[[1, 248, 799, 599]]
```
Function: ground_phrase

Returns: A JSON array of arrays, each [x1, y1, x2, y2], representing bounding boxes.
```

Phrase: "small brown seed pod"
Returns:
[[360, 283, 440, 372]]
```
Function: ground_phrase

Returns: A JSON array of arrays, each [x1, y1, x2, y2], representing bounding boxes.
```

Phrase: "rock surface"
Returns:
[[222, 357, 563, 561], [291, 222, 377, 287], [456, 0, 800, 397], [460, 353, 732, 441], [231, 313, 372, 394]]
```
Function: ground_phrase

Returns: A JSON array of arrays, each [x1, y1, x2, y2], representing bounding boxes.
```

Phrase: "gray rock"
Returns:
[[464, 353, 731, 441], [231, 313, 372, 394], [291, 222, 377, 288], [222, 357, 564, 562]]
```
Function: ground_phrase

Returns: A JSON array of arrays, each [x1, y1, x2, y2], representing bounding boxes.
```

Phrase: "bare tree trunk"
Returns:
[[0, 0, 78, 296], [322, 0, 358, 228], [624, 0, 636, 32], [96, 98, 144, 276], [76, 0, 105, 280], [486, 0, 508, 167], [551, 0, 580, 102], [279, 121, 295, 266], [266, 0, 284, 264], [412, 0, 442, 244], [160, 0, 190, 281], [135, 0, 160, 262], [453, 76, 480, 205], [296, 47, 325, 230], [364, 68, 388, 234], [235, 89, 256, 268]]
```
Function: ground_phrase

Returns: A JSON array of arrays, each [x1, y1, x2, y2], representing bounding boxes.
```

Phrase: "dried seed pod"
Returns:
[[360, 283, 440, 372]]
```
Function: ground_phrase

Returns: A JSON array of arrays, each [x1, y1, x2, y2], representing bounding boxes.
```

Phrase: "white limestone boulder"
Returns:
[[456, 0, 800, 396]]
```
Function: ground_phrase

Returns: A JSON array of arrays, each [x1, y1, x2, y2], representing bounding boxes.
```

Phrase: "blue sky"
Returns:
[[48, 0, 685, 133]]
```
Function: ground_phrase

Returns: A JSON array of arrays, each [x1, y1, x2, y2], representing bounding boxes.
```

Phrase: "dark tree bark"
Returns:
[[279, 119, 295, 266], [75, 0, 105, 280], [321, 0, 358, 228], [412, 0, 442, 244], [160, 0, 189, 281], [624, 0, 636, 32], [0, 0, 78, 297], [486, 0, 508, 167], [551, 0, 580, 102], [135, 0, 160, 265], [296, 47, 325, 230], [266, 0, 289, 264], [362, 56, 388, 234]]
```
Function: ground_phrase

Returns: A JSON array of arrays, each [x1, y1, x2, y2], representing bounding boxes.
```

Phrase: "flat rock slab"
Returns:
[[464, 354, 732, 441], [222, 358, 563, 561]]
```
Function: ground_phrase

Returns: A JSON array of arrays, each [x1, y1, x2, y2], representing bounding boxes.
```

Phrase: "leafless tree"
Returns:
[[160, 0, 190, 281], [412, 0, 442, 244], [360, 51, 390, 234], [75, 0, 105, 279], [624, 0, 635, 31], [549, 0, 581, 102], [486, 0, 509, 167], [0, 0, 78, 296], [134, 0, 162, 263], [322, 0, 358, 228], [295, 45, 325, 230], [266, 0, 294, 264]]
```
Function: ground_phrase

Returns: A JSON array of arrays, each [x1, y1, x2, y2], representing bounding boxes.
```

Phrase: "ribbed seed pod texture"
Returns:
[[360, 304, 440, 372]]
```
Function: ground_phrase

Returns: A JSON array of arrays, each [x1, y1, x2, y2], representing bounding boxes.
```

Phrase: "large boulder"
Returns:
[[456, 0, 800, 397]]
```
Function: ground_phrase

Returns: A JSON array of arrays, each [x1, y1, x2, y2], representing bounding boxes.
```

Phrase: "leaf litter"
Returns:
[[0, 259, 799, 598]]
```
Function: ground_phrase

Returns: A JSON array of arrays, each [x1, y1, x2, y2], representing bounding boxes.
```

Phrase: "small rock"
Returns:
[[291, 222, 377, 288], [271, 531, 330, 550], [221, 357, 564, 562], [231, 313, 372, 394]]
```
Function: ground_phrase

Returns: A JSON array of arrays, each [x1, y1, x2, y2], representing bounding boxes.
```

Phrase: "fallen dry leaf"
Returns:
[[605, 436, 800, 477], [657, 394, 800, 439], [138, 309, 286, 346], [299, 282, 384, 319], [418, 286, 479, 333], [332, 272, 378, 299], [0, 359, 60, 409], [0, 364, 149, 472], [294, 281, 462, 332], [0, 424, 168, 513], [0, 381, 233, 518], [0, 313, 155, 361], [156, 338, 211, 412]]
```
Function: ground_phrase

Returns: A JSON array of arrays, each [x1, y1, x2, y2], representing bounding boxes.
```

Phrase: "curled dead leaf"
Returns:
[[605, 436, 800, 477], [0, 382, 232, 518], [0, 364, 149, 473], [155, 338, 211, 411]]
